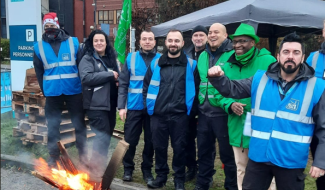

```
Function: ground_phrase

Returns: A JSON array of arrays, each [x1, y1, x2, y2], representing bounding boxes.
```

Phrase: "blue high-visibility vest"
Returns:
[[146, 57, 197, 115], [34, 37, 82, 96], [306, 51, 325, 79], [249, 70, 325, 168], [126, 51, 161, 110]]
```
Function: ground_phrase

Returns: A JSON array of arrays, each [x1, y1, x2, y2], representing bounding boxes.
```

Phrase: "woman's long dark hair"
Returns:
[[83, 29, 117, 67]]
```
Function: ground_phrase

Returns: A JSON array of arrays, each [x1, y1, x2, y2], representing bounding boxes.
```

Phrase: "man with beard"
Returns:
[[143, 29, 199, 189], [207, 32, 325, 190], [118, 30, 160, 183], [183, 25, 208, 182], [33, 12, 87, 167], [306, 20, 325, 190], [214, 23, 276, 190], [195, 23, 237, 190]]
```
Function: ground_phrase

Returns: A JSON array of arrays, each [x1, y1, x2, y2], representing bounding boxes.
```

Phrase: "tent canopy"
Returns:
[[152, 0, 325, 39]]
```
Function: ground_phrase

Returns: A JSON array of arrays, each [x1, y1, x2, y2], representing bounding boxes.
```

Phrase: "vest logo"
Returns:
[[286, 98, 299, 111], [219, 62, 225, 66], [62, 53, 70, 61]]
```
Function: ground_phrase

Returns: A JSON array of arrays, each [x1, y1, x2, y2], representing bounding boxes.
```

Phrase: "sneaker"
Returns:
[[142, 170, 154, 183], [122, 170, 133, 182], [147, 178, 166, 189]]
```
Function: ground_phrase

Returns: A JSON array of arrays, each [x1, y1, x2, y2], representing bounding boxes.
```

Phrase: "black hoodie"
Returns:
[[209, 62, 325, 170], [143, 50, 200, 116]]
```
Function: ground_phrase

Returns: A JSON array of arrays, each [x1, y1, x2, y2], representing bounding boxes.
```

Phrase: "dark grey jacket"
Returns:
[[78, 51, 119, 111], [183, 44, 205, 61], [117, 49, 158, 110], [209, 62, 325, 170]]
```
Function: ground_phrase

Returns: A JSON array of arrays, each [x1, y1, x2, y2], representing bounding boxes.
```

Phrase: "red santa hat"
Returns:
[[43, 12, 60, 29]]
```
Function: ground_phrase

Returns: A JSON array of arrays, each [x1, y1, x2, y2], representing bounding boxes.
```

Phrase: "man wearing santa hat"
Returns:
[[33, 12, 88, 168]]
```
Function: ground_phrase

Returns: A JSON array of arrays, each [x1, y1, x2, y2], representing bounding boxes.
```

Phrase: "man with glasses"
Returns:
[[215, 23, 276, 190], [118, 30, 160, 183], [33, 12, 87, 168]]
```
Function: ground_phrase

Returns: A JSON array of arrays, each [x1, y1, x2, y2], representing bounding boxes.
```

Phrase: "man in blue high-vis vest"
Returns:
[[118, 30, 160, 183], [207, 33, 325, 190], [33, 13, 87, 168], [143, 29, 199, 189], [306, 20, 325, 190]]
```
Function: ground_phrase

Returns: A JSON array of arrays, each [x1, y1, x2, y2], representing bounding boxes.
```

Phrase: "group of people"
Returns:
[[33, 12, 325, 190]]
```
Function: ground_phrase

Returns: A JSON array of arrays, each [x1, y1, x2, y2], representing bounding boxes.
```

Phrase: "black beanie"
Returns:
[[191, 25, 208, 36]]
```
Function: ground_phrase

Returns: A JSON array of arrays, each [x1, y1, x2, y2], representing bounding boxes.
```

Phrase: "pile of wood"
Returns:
[[11, 91, 95, 145], [32, 140, 130, 190]]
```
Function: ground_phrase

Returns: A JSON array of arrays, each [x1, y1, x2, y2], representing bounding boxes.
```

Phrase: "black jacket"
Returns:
[[183, 44, 205, 61], [78, 51, 119, 111], [198, 38, 233, 117], [143, 50, 200, 116], [117, 49, 158, 109], [209, 62, 325, 169], [33, 29, 76, 96]]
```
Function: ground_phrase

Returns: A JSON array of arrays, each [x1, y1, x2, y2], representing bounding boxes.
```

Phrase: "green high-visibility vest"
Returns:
[[197, 50, 233, 107]]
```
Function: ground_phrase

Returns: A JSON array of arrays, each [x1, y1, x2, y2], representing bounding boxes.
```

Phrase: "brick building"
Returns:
[[73, 0, 157, 43]]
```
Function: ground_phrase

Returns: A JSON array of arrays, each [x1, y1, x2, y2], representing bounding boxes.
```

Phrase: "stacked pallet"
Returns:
[[11, 91, 95, 145]]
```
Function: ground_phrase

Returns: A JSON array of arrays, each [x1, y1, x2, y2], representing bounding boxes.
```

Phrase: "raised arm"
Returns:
[[207, 65, 252, 99]]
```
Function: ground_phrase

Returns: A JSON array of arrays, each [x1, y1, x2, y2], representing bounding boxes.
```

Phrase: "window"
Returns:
[[116, 10, 121, 24], [98, 10, 114, 24]]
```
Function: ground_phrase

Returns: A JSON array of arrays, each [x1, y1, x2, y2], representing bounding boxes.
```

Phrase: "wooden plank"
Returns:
[[31, 171, 60, 188], [57, 141, 78, 175], [101, 140, 129, 189], [12, 127, 24, 137]]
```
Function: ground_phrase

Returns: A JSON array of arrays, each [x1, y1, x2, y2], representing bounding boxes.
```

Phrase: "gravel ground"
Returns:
[[1, 168, 55, 190]]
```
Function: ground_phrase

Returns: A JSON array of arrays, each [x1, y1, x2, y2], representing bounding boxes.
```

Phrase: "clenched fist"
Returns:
[[208, 66, 224, 77]]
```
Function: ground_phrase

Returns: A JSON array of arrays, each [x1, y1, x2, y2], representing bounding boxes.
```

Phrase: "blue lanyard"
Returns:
[[278, 82, 298, 96]]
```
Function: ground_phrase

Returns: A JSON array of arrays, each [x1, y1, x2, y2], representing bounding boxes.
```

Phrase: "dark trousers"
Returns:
[[185, 116, 198, 169], [86, 110, 115, 173], [45, 94, 87, 157], [122, 110, 154, 172], [197, 113, 237, 190], [243, 159, 305, 190], [310, 136, 325, 190], [151, 113, 189, 183]]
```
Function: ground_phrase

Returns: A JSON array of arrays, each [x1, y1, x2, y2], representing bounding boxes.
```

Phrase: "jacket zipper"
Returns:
[[168, 64, 174, 114]]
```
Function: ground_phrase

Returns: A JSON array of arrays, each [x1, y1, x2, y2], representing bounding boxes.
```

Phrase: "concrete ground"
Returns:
[[1, 154, 149, 190]]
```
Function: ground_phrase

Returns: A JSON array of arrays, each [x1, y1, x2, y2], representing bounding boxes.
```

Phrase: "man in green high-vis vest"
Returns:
[[195, 23, 237, 190], [216, 23, 276, 190]]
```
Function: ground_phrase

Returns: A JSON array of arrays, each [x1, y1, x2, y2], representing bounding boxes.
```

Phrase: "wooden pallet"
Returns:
[[20, 129, 95, 145], [14, 110, 71, 123], [12, 101, 45, 116], [12, 91, 46, 107]]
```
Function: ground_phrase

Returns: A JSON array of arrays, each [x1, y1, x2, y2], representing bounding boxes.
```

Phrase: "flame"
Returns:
[[34, 158, 93, 190]]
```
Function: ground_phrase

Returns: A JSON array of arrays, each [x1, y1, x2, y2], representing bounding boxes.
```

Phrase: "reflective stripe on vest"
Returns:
[[252, 129, 312, 143], [43, 73, 78, 80], [252, 74, 316, 124], [312, 51, 319, 69], [38, 37, 76, 70], [128, 88, 142, 93]]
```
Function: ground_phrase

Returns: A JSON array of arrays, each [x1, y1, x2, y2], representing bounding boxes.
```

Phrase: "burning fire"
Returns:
[[34, 158, 94, 190]]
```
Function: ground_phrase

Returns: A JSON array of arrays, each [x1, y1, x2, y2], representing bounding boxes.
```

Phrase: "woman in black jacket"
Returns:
[[78, 30, 119, 178]]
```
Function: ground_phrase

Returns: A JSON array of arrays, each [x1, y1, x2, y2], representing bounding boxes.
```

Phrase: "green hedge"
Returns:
[[1, 38, 10, 61]]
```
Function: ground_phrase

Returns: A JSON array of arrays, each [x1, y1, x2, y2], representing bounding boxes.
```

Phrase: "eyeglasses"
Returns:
[[232, 39, 252, 45]]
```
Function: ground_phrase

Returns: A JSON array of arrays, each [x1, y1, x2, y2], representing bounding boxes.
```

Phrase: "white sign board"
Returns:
[[8, 0, 42, 91]]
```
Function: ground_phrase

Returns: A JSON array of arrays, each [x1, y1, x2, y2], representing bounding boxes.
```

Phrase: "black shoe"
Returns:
[[122, 170, 133, 182], [47, 155, 60, 169], [185, 167, 197, 182], [142, 170, 154, 183], [147, 179, 165, 189], [174, 182, 185, 190]]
